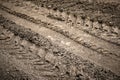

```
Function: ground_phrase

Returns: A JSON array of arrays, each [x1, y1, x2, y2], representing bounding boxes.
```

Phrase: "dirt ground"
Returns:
[[26, 0, 120, 28], [0, 0, 120, 80]]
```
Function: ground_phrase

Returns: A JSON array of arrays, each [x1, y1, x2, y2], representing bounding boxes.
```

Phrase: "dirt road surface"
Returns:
[[0, 0, 120, 80]]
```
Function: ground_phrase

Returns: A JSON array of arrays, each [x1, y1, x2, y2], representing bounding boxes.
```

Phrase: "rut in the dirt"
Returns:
[[0, 0, 120, 80], [0, 3, 119, 61], [0, 15, 120, 80]]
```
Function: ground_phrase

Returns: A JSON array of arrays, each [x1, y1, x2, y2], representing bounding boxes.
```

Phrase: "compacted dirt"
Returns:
[[0, 0, 120, 80]]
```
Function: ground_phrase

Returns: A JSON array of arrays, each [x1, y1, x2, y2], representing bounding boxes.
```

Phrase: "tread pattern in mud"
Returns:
[[0, 15, 120, 80], [0, 4, 119, 61], [27, 0, 120, 27], [37, 0, 120, 44], [0, 3, 119, 46]]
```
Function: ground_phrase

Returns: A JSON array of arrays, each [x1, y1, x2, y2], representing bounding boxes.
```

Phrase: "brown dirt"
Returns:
[[0, 0, 120, 80], [25, 0, 120, 29]]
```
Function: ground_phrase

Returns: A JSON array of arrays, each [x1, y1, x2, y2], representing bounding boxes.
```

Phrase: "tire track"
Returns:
[[0, 3, 119, 61], [0, 7, 120, 75], [22, 0, 120, 46], [0, 13, 120, 80], [0, 26, 65, 80]]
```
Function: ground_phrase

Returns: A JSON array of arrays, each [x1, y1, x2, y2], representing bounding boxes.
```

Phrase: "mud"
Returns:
[[0, 15, 120, 80], [24, 0, 120, 28], [0, 0, 120, 80]]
